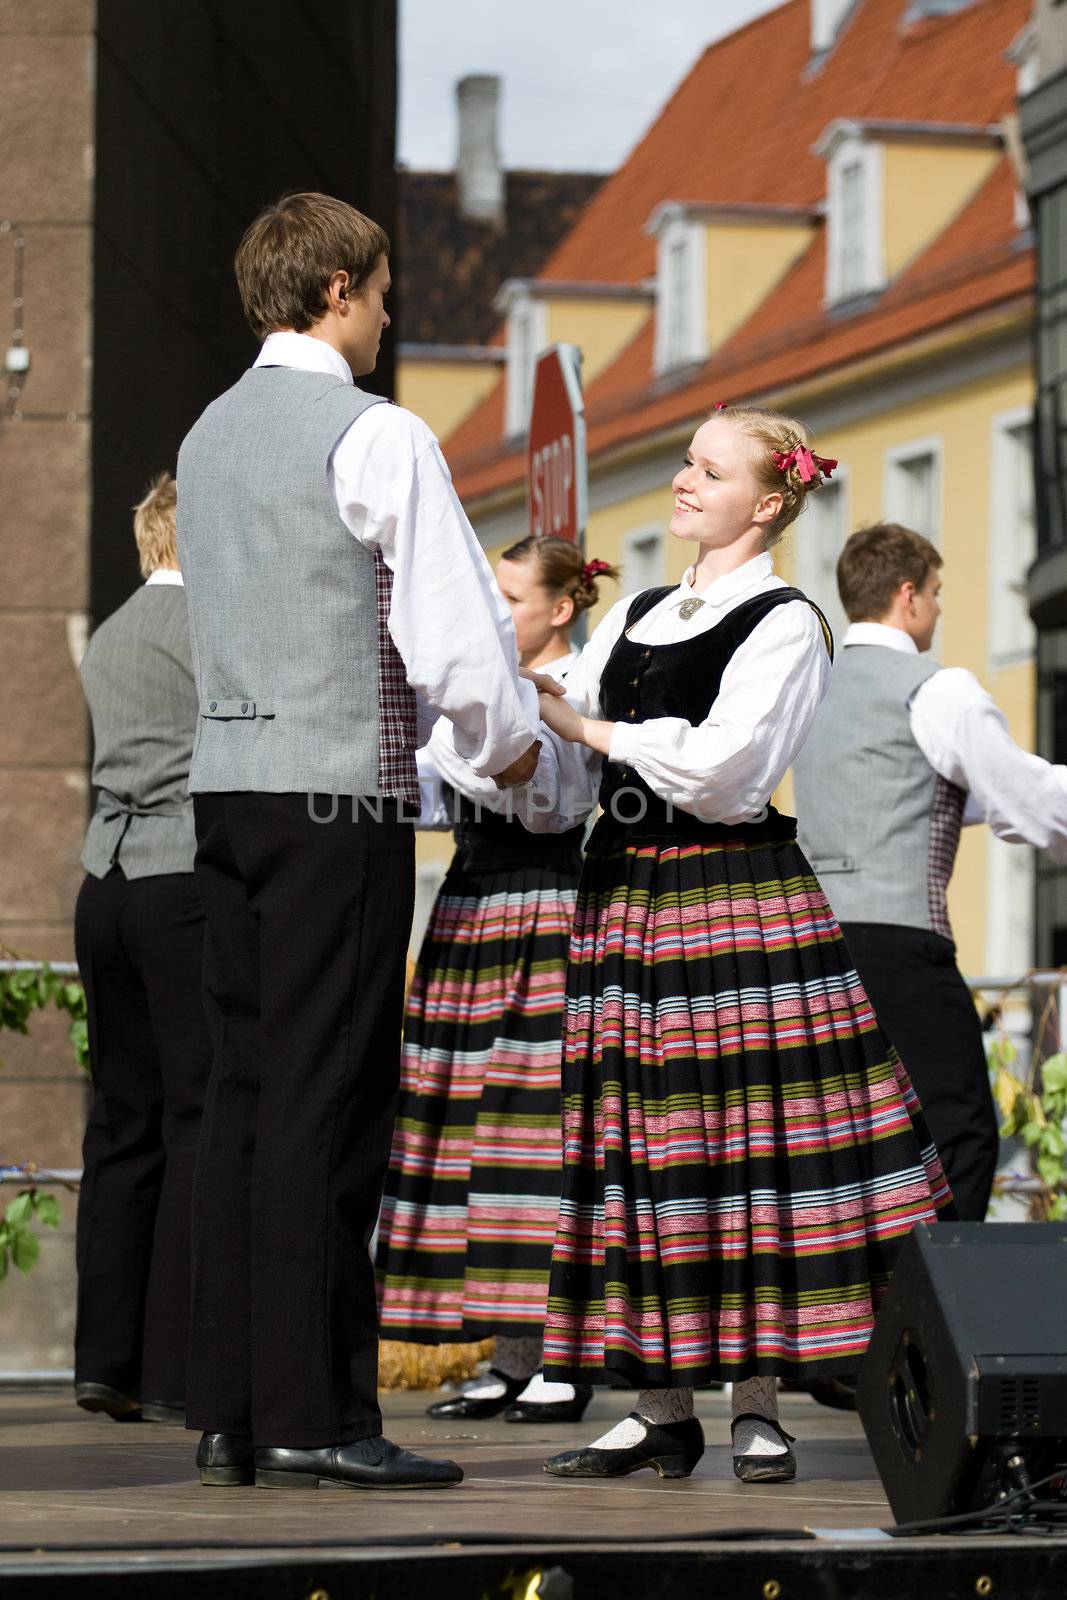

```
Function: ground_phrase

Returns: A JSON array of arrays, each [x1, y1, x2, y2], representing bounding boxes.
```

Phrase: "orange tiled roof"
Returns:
[[444, 0, 1032, 504]]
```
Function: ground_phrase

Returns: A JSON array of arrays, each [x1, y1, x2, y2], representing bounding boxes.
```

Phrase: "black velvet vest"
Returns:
[[590, 584, 817, 854], [452, 794, 585, 876]]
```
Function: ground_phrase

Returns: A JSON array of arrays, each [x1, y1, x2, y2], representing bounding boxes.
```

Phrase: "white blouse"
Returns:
[[418, 649, 600, 832], [516, 551, 831, 831]]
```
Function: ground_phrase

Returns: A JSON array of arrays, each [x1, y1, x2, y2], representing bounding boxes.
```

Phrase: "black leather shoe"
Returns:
[[425, 1370, 527, 1420], [197, 1431, 255, 1487], [254, 1435, 463, 1490], [731, 1413, 797, 1483], [543, 1414, 704, 1479], [75, 1382, 141, 1421], [141, 1400, 186, 1426], [505, 1384, 594, 1424]]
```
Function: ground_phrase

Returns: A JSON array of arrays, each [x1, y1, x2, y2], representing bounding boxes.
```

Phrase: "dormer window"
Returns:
[[817, 123, 885, 304], [650, 207, 707, 374], [500, 287, 546, 436]]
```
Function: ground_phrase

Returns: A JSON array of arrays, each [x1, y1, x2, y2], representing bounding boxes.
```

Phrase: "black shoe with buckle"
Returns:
[[254, 1434, 463, 1490], [731, 1413, 797, 1483], [425, 1370, 528, 1420], [504, 1383, 594, 1424], [543, 1413, 705, 1479], [196, 1431, 255, 1487], [74, 1382, 142, 1422]]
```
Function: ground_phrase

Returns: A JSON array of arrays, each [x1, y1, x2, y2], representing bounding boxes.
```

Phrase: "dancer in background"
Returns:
[[377, 537, 617, 1424], [74, 473, 210, 1427], [529, 406, 952, 1484], [794, 522, 1067, 1222]]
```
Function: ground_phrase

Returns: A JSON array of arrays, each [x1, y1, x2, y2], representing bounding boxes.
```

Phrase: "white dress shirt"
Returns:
[[252, 332, 537, 776], [525, 552, 831, 828], [842, 621, 1067, 863], [145, 568, 184, 586]]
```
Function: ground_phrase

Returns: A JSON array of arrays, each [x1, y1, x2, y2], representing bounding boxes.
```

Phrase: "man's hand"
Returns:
[[492, 738, 542, 788], [520, 668, 566, 698]]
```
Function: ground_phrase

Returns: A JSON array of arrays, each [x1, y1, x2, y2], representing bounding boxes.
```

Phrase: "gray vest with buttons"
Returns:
[[793, 644, 945, 934], [177, 367, 386, 797]]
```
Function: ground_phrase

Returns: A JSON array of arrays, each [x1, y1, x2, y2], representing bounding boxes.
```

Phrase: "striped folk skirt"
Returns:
[[376, 860, 577, 1342], [542, 836, 954, 1387]]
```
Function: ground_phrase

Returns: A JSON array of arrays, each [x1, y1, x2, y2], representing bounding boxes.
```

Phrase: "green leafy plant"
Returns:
[[0, 963, 89, 1077], [991, 1025, 1067, 1223], [0, 1188, 60, 1281]]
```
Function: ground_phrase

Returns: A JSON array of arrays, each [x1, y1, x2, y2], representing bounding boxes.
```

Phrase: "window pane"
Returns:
[[795, 478, 847, 650], [839, 162, 865, 297]]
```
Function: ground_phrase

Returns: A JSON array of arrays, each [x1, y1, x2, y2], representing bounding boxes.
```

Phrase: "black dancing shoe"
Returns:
[[196, 1431, 255, 1487], [254, 1435, 463, 1490], [731, 1413, 797, 1483], [504, 1384, 594, 1424], [425, 1370, 528, 1420], [141, 1399, 186, 1426], [74, 1382, 142, 1421], [543, 1413, 705, 1479]]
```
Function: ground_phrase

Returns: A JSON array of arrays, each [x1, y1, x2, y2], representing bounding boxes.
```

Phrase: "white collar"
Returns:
[[146, 568, 184, 587], [842, 621, 919, 656], [674, 550, 774, 610], [254, 330, 353, 386]]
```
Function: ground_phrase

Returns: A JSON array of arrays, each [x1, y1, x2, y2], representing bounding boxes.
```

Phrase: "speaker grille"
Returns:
[[997, 1376, 1043, 1433]]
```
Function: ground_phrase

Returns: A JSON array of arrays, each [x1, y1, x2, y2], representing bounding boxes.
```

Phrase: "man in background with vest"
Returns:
[[793, 522, 1067, 1222], [177, 192, 543, 1492], [75, 472, 210, 1428]]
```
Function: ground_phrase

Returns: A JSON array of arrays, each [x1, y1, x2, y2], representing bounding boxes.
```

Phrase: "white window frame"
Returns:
[[985, 833, 1035, 980], [620, 524, 666, 595], [504, 291, 547, 437], [825, 133, 885, 304], [987, 405, 1036, 672], [792, 465, 850, 653], [883, 435, 943, 545], [653, 214, 707, 375]]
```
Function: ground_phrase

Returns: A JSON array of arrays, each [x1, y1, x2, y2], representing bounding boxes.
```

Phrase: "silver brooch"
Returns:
[[678, 597, 705, 620]]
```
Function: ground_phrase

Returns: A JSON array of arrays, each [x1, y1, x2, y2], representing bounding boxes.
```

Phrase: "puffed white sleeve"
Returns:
[[910, 668, 1067, 863], [606, 600, 831, 824]]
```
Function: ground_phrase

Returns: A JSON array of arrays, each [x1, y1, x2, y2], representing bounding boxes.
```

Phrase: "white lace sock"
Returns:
[[453, 1335, 542, 1400], [732, 1375, 788, 1457], [514, 1372, 576, 1405], [586, 1387, 694, 1450]]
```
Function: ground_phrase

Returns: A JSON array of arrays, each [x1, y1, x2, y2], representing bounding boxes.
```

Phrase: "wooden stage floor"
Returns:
[[1, 1386, 1065, 1597]]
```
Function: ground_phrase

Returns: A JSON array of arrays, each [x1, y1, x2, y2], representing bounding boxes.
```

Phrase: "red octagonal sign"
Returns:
[[527, 343, 587, 544]]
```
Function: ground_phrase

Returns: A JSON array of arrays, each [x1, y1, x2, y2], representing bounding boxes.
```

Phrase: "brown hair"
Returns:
[[234, 192, 390, 340], [713, 404, 830, 546], [133, 472, 177, 577], [836, 522, 942, 623], [501, 535, 619, 616]]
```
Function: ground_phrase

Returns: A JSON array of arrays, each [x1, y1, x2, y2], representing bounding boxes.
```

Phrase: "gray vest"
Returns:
[[793, 644, 965, 939], [80, 584, 199, 879], [177, 367, 398, 797]]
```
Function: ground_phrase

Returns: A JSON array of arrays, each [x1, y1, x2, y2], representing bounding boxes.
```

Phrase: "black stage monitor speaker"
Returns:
[[857, 1222, 1067, 1526]]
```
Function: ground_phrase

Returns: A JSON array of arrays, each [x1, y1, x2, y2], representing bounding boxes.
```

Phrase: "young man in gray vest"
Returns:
[[177, 193, 543, 1491], [75, 472, 211, 1428], [794, 522, 1067, 1222]]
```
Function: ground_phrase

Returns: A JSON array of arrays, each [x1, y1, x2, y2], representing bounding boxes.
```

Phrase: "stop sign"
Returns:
[[527, 343, 587, 543]]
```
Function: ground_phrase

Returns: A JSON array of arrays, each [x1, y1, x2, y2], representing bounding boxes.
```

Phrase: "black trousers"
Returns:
[[188, 792, 414, 1448], [74, 868, 212, 1402], [840, 922, 999, 1222]]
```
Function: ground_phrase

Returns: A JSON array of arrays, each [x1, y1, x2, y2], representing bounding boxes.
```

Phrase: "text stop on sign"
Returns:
[[526, 343, 587, 545]]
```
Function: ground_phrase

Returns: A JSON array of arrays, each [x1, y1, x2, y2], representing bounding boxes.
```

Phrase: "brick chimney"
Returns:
[[456, 74, 505, 227]]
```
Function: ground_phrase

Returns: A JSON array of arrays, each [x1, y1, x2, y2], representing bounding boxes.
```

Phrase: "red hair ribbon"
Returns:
[[713, 400, 730, 411], [772, 445, 837, 484], [582, 558, 613, 581]]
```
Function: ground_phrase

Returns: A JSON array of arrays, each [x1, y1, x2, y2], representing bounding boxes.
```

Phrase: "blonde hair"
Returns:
[[133, 472, 178, 577], [713, 404, 830, 546]]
